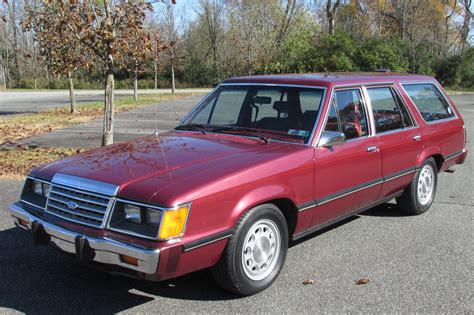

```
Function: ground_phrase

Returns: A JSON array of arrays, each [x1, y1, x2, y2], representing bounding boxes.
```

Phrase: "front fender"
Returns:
[[228, 184, 298, 227]]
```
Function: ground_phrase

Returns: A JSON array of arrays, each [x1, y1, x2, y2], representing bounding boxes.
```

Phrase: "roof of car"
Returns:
[[221, 72, 436, 87]]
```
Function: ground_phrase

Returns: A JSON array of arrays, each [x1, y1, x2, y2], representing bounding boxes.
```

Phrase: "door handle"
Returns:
[[367, 146, 379, 152], [413, 135, 421, 141]]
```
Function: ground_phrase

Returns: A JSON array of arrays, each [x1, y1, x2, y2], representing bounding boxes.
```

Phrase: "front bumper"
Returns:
[[9, 203, 160, 275]]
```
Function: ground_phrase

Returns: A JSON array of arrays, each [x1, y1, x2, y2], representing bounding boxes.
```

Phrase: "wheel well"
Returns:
[[430, 154, 444, 172], [268, 198, 298, 237]]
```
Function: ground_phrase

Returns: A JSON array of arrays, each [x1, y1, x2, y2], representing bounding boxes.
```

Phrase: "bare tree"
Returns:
[[326, 0, 341, 35], [24, 2, 89, 113], [4, 0, 20, 78], [460, 0, 472, 53], [197, 0, 224, 82], [160, 0, 180, 94]]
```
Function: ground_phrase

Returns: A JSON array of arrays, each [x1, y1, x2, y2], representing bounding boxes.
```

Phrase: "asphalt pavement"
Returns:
[[18, 94, 206, 148], [0, 94, 472, 313], [0, 89, 211, 116]]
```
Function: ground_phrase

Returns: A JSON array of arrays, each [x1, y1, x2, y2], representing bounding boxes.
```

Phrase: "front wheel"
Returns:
[[397, 157, 438, 215], [211, 204, 288, 296]]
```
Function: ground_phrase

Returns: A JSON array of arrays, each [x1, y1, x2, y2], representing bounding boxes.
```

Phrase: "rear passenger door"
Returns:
[[311, 87, 382, 227], [364, 85, 422, 199]]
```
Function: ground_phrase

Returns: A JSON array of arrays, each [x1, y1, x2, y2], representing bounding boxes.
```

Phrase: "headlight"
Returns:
[[124, 204, 141, 224], [32, 180, 50, 197], [108, 200, 190, 240], [20, 177, 50, 210]]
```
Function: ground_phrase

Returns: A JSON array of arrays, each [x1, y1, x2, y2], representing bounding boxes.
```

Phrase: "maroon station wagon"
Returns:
[[10, 73, 467, 295]]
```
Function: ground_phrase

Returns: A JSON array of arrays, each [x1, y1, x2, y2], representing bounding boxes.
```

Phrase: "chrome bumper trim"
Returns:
[[9, 203, 160, 274]]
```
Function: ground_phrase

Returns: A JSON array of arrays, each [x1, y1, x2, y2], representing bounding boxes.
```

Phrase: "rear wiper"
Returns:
[[211, 126, 270, 144], [175, 123, 207, 135]]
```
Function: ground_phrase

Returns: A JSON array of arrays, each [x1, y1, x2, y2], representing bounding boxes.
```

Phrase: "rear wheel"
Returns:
[[397, 157, 438, 215], [211, 204, 288, 296]]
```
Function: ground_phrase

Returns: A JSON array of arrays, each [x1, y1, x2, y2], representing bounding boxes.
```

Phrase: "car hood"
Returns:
[[31, 131, 286, 196]]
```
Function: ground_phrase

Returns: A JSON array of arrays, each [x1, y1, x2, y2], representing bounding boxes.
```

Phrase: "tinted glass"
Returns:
[[182, 85, 325, 144], [193, 89, 246, 125], [324, 101, 339, 132], [403, 84, 455, 122], [367, 87, 403, 133], [334, 89, 368, 140], [394, 91, 414, 127]]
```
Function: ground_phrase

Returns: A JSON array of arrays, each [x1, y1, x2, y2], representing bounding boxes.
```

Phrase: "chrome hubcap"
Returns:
[[417, 164, 434, 205], [241, 219, 281, 281]]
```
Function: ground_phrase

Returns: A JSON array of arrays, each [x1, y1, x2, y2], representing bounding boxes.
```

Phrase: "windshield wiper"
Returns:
[[175, 123, 207, 135], [211, 126, 270, 144]]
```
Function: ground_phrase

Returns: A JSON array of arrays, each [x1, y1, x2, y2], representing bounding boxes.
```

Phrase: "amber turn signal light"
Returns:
[[120, 254, 139, 266], [159, 205, 190, 240]]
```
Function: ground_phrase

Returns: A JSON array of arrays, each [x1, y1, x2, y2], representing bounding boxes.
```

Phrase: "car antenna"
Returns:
[[154, 100, 159, 136], [153, 99, 170, 173]]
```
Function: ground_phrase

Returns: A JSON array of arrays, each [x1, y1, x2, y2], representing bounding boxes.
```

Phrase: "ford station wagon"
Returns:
[[9, 73, 467, 295]]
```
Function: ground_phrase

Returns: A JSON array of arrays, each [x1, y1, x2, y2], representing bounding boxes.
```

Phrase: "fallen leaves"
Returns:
[[0, 146, 85, 179], [301, 277, 371, 286], [355, 278, 370, 285]]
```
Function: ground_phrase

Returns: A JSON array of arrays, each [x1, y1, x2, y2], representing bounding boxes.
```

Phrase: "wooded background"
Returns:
[[1, 0, 473, 91]]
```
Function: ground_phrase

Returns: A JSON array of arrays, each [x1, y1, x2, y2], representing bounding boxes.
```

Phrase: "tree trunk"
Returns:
[[0, 64, 6, 89], [8, 1, 20, 78], [34, 78, 37, 90], [133, 70, 138, 101], [326, 0, 340, 36], [460, 0, 472, 53], [328, 15, 335, 35], [5, 49, 10, 88], [213, 45, 218, 83], [154, 58, 158, 89], [102, 68, 115, 146], [67, 71, 77, 114], [171, 50, 176, 94]]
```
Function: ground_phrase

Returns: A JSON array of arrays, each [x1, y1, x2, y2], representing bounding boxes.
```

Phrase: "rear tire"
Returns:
[[396, 158, 438, 215], [211, 203, 288, 296]]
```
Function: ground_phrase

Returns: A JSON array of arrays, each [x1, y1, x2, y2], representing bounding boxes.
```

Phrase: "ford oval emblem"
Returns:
[[66, 201, 78, 210]]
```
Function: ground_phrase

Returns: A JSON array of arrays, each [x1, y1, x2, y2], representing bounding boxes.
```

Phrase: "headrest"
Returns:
[[273, 101, 292, 112]]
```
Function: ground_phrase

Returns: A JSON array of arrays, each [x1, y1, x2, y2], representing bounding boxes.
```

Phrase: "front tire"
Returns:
[[211, 204, 288, 296], [396, 158, 438, 215]]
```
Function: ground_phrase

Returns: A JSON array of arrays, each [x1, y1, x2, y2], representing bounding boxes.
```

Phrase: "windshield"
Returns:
[[178, 85, 325, 144]]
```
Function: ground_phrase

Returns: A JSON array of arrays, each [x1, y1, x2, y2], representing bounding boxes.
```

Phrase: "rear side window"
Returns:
[[367, 87, 413, 133], [402, 84, 455, 122]]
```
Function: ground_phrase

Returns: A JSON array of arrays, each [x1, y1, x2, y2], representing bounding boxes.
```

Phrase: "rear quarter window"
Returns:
[[402, 83, 455, 122]]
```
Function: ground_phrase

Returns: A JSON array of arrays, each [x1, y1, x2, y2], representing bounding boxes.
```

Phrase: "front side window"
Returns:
[[402, 83, 455, 122], [331, 89, 368, 140], [324, 100, 339, 132], [179, 85, 325, 144], [367, 86, 414, 133]]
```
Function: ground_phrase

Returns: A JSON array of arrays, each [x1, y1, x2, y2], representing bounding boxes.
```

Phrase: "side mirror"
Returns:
[[318, 131, 346, 147]]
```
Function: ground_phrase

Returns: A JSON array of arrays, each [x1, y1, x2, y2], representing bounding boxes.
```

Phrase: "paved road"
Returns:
[[0, 95, 472, 313], [0, 89, 211, 116], [20, 94, 206, 148]]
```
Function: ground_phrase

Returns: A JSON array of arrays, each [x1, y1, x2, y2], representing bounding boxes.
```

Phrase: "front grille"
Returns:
[[45, 185, 112, 228]]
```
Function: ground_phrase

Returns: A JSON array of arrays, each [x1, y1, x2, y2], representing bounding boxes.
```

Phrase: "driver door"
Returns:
[[311, 87, 382, 227]]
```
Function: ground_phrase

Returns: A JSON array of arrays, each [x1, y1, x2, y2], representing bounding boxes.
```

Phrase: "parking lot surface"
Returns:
[[0, 89, 210, 117], [0, 94, 472, 313]]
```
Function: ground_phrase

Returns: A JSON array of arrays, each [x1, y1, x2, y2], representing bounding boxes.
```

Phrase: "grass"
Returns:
[[0, 146, 85, 179], [0, 93, 189, 145], [446, 89, 474, 94]]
